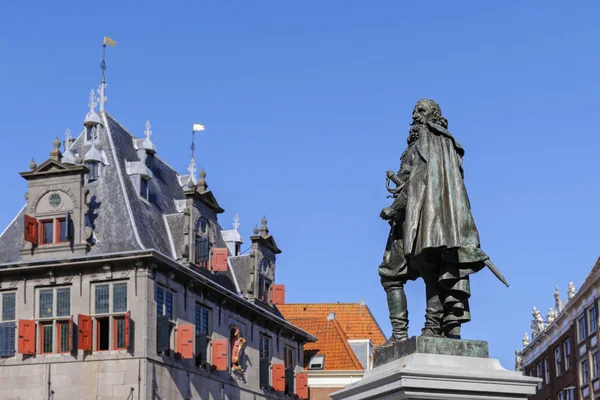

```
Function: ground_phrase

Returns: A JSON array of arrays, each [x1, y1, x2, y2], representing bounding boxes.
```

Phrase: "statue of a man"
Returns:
[[379, 99, 505, 343]]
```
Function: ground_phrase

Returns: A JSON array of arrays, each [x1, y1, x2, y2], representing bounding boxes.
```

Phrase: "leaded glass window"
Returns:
[[42, 324, 53, 353], [113, 283, 127, 313], [165, 290, 173, 320], [2, 293, 15, 321], [157, 287, 164, 317], [259, 334, 270, 360], [59, 321, 70, 353], [95, 285, 109, 314], [195, 305, 211, 335], [40, 290, 53, 318], [115, 318, 126, 349], [56, 288, 70, 317]]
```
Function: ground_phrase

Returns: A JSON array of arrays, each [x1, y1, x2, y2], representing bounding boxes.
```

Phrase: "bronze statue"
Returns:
[[379, 99, 508, 343]]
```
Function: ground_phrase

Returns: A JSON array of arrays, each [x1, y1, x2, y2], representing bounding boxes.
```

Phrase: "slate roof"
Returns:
[[278, 303, 387, 346], [286, 317, 364, 371]]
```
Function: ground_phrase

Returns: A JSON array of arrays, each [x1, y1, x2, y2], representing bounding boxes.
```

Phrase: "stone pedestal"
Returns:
[[330, 337, 539, 400]]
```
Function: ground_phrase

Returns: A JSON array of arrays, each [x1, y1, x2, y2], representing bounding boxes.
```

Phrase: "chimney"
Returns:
[[327, 312, 336, 321]]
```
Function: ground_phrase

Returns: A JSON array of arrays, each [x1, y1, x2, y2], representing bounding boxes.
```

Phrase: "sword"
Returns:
[[484, 259, 510, 287]]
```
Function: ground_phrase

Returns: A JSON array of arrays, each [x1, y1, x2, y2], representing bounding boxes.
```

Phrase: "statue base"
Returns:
[[330, 336, 539, 400]]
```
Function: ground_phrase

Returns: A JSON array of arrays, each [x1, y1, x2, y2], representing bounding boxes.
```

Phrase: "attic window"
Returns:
[[86, 161, 100, 181], [140, 177, 149, 200], [308, 354, 325, 370]]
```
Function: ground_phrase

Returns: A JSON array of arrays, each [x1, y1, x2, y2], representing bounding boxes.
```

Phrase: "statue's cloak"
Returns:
[[403, 121, 489, 267]]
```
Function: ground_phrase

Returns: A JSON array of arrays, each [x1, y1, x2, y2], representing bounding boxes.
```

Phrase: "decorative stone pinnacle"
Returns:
[[187, 157, 197, 184], [253, 225, 259, 235], [65, 129, 72, 151], [88, 89, 98, 111], [233, 214, 240, 231], [568, 282, 576, 299], [144, 120, 152, 139], [522, 332, 530, 347], [50, 137, 62, 162], [198, 168, 208, 192], [29, 158, 36, 170], [260, 215, 269, 237]]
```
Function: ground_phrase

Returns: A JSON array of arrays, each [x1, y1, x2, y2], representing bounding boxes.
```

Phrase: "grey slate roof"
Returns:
[[0, 112, 243, 297]]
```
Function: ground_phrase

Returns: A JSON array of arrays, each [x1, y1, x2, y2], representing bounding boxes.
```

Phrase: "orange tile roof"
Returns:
[[286, 317, 363, 370], [278, 303, 387, 346]]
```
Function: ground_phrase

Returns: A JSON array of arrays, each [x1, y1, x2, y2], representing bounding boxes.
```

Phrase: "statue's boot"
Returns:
[[421, 281, 444, 337], [384, 286, 408, 344], [444, 324, 461, 339]]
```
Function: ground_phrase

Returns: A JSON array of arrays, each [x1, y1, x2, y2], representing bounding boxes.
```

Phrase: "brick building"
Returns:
[[519, 258, 600, 400], [0, 71, 315, 399], [279, 302, 386, 400]]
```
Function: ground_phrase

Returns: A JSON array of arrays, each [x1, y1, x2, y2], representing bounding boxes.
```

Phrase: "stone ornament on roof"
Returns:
[[546, 308, 556, 325], [554, 285, 562, 313], [530, 307, 545, 338], [84, 89, 102, 127], [187, 157, 197, 185], [522, 332, 529, 347], [568, 282, 576, 299], [233, 214, 240, 231], [514, 350, 523, 372]]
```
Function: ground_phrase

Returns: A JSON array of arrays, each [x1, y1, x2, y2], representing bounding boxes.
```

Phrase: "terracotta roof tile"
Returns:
[[279, 303, 387, 346], [286, 317, 363, 370]]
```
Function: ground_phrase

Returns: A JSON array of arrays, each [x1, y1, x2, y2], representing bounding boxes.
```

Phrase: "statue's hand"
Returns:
[[386, 170, 396, 180], [380, 207, 396, 220]]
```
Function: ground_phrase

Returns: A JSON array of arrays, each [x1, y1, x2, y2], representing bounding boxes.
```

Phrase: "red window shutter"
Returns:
[[24, 215, 38, 245], [296, 372, 308, 399], [176, 324, 194, 359], [78, 314, 92, 351], [211, 339, 228, 371], [272, 364, 285, 391], [125, 311, 131, 349], [211, 248, 228, 272], [18, 320, 35, 355], [272, 284, 285, 305]]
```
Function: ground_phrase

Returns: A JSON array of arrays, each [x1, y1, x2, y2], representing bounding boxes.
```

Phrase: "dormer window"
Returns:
[[86, 161, 100, 181], [308, 354, 325, 370], [38, 216, 71, 246], [140, 176, 149, 200]]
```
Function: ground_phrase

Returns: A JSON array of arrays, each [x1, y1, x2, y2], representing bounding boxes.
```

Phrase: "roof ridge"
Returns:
[[331, 319, 364, 370], [104, 113, 182, 177], [362, 304, 387, 343]]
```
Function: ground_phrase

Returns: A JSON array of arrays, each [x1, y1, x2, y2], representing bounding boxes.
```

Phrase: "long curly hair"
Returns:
[[416, 99, 448, 129]]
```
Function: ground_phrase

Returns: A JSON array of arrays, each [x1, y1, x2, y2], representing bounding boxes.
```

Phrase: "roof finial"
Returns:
[[29, 157, 37, 170], [260, 215, 269, 237], [198, 168, 208, 192], [88, 90, 98, 112], [50, 137, 62, 162], [144, 120, 152, 140], [253, 225, 259, 235], [233, 214, 240, 231], [187, 157, 197, 184], [65, 129, 72, 151], [99, 36, 116, 112]]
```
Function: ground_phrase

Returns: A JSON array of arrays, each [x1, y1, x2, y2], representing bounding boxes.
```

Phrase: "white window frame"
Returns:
[[555, 346, 562, 377], [35, 286, 72, 354], [581, 358, 590, 384], [564, 339, 572, 370], [593, 351, 600, 379], [589, 306, 598, 335], [578, 315, 587, 343], [91, 281, 129, 352], [543, 357, 550, 385]]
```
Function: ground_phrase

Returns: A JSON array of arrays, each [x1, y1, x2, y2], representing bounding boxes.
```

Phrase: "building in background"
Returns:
[[0, 65, 316, 399], [518, 258, 600, 400], [279, 302, 386, 400]]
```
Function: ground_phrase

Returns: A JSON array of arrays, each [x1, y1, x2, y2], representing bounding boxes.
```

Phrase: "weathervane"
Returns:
[[188, 124, 206, 184], [99, 36, 116, 112]]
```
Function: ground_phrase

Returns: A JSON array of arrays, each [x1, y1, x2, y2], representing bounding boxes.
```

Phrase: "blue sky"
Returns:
[[2, 1, 600, 370]]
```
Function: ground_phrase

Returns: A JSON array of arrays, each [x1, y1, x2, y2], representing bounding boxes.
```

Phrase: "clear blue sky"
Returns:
[[2, 1, 600, 371]]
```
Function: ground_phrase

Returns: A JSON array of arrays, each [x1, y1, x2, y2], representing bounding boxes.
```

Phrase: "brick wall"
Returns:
[[310, 387, 344, 400]]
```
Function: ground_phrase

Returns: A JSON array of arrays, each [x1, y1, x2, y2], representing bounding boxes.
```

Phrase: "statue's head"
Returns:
[[411, 99, 448, 129]]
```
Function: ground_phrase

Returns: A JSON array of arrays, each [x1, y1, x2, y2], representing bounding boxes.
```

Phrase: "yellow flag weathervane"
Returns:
[[103, 36, 117, 47]]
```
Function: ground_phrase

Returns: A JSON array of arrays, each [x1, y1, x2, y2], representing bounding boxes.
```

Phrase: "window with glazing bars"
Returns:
[[2, 293, 15, 321], [113, 283, 127, 313], [40, 290, 53, 318], [259, 334, 270, 360], [156, 287, 164, 317], [195, 305, 211, 334], [165, 290, 173, 320], [42, 324, 53, 353], [95, 285, 109, 314], [590, 306, 598, 333], [57, 288, 70, 317], [115, 318, 126, 349], [58, 321, 70, 353]]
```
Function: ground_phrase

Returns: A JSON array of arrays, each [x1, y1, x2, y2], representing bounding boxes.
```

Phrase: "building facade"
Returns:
[[278, 302, 386, 400], [0, 83, 314, 399], [519, 259, 600, 400]]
